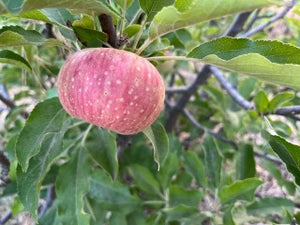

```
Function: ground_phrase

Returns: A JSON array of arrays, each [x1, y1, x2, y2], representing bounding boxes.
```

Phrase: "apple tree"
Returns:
[[1, 0, 300, 224]]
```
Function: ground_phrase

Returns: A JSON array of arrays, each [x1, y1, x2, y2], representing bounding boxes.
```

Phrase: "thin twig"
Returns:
[[0, 92, 15, 109], [0, 150, 10, 186], [183, 109, 238, 149], [254, 151, 282, 165], [224, 12, 252, 37], [38, 185, 56, 219], [274, 106, 300, 116], [165, 12, 252, 132], [165, 65, 212, 131], [132, 14, 147, 52], [0, 89, 28, 118], [241, 0, 296, 37], [165, 86, 189, 94], [210, 66, 253, 110], [244, 9, 261, 32], [0, 211, 12, 225]]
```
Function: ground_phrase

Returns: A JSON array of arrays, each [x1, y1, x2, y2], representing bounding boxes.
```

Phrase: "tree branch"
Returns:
[[183, 108, 238, 149], [0, 92, 15, 109], [241, 0, 296, 37], [165, 86, 189, 94], [98, 14, 118, 48], [254, 151, 282, 165], [210, 66, 254, 110], [165, 65, 212, 131], [38, 185, 56, 219], [165, 12, 252, 132], [0, 150, 10, 187], [0, 211, 12, 225], [224, 11, 252, 37]]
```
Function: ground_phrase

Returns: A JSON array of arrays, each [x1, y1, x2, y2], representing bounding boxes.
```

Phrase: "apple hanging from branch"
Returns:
[[57, 48, 165, 135]]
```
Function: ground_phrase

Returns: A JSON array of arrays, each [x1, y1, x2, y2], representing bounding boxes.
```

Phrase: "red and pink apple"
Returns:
[[57, 48, 165, 135]]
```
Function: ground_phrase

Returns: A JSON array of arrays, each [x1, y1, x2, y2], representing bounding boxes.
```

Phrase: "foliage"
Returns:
[[0, 0, 300, 224]]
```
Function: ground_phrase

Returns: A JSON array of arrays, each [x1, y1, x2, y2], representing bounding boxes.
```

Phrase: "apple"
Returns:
[[57, 48, 165, 135]]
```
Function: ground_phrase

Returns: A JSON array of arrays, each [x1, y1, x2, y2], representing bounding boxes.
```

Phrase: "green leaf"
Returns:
[[261, 158, 295, 195], [0, 26, 65, 48], [139, 0, 174, 21], [55, 147, 90, 225], [184, 151, 207, 187], [128, 164, 162, 197], [149, 0, 274, 41], [72, 15, 94, 29], [124, 24, 141, 38], [157, 152, 179, 190], [16, 98, 66, 171], [144, 38, 171, 55], [246, 197, 294, 217], [73, 26, 107, 47], [39, 202, 58, 225], [0, 2, 8, 14], [85, 127, 118, 180], [17, 134, 60, 218], [187, 37, 300, 90], [254, 91, 269, 113], [11, 196, 24, 215], [0, 26, 45, 47], [2, 0, 23, 13], [268, 92, 295, 112], [89, 169, 140, 214], [20, 8, 74, 29], [0, 50, 31, 71], [17, 119, 69, 219], [202, 135, 222, 188], [223, 206, 236, 225], [236, 144, 256, 180], [169, 185, 203, 207], [143, 121, 169, 170], [109, 213, 127, 225], [219, 178, 263, 205], [20, 0, 119, 18], [116, 0, 134, 8], [268, 134, 300, 185], [163, 204, 199, 222]]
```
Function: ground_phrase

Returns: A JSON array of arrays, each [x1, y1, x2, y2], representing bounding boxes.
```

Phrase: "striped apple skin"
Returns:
[[57, 48, 165, 135]]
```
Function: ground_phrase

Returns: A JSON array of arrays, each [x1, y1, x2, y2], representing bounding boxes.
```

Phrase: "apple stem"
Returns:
[[136, 38, 152, 55], [146, 55, 200, 62], [119, 0, 127, 37], [81, 124, 94, 146], [131, 14, 148, 52]]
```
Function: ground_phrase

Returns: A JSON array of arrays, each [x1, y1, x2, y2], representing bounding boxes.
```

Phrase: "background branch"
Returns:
[[241, 0, 296, 37], [0, 211, 12, 225], [210, 66, 253, 110], [183, 108, 238, 148], [165, 12, 252, 132], [0, 150, 10, 186]]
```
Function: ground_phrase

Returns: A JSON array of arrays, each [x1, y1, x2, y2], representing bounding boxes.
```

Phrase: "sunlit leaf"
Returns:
[[247, 197, 294, 217], [188, 37, 300, 90], [128, 164, 162, 197], [219, 178, 263, 204], [268, 134, 300, 185], [89, 169, 140, 214], [0, 50, 32, 71], [143, 121, 169, 170], [85, 127, 118, 179], [149, 0, 274, 41], [55, 147, 91, 225], [16, 98, 66, 171]]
